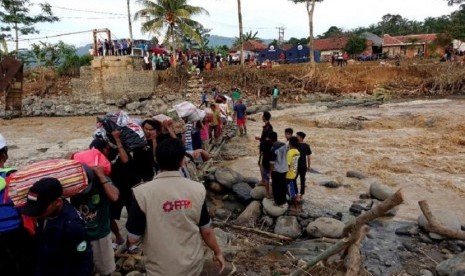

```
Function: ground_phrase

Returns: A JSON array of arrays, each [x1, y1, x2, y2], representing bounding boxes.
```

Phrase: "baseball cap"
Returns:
[[22, 178, 63, 217], [0, 134, 6, 149]]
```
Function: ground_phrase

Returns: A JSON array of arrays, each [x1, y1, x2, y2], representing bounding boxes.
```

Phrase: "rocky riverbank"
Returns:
[[2, 98, 465, 275]]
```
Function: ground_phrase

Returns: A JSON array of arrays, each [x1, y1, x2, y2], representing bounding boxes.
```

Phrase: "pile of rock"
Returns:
[[205, 167, 465, 276]]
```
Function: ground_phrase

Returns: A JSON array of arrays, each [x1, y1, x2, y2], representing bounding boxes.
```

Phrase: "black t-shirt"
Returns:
[[259, 140, 273, 168], [260, 123, 273, 143], [297, 142, 312, 169]]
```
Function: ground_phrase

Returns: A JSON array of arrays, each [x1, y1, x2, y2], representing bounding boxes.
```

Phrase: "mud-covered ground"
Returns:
[[2, 98, 465, 275]]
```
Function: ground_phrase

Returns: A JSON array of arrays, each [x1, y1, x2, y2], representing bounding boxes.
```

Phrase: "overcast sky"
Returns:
[[8, 0, 458, 49]]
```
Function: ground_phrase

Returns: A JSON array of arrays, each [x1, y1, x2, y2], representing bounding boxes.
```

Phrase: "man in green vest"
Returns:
[[232, 87, 241, 103], [272, 85, 279, 109]]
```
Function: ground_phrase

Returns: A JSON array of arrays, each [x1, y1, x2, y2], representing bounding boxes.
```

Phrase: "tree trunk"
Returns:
[[237, 0, 244, 68], [15, 22, 19, 58], [306, 0, 316, 69], [127, 0, 133, 42], [171, 25, 177, 67], [343, 189, 404, 236], [419, 200, 465, 240]]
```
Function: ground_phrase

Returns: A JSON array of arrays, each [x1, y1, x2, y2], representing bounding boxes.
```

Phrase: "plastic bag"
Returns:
[[174, 101, 197, 118]]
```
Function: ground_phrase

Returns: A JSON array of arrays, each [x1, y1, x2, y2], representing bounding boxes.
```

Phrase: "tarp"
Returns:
[[257, 47, 285, 63], [286, 45, 321, 63]]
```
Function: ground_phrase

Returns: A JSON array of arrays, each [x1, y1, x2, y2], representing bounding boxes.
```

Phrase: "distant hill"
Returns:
[[209, 35, 273, 48], [75, 35, 274, 56]]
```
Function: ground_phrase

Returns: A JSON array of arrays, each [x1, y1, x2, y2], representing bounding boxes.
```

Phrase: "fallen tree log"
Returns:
[[344, 225, 369, 276], [213, 221, 294, 241], [290, 189, 404, 276], [419, 200, 465, 241], [290, 226, 369, 276], [343, 188, 404, 236]]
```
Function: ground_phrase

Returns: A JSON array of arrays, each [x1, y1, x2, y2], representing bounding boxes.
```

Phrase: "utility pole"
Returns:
[[127, 0, 133, 44], [276, 26, 286, 46]]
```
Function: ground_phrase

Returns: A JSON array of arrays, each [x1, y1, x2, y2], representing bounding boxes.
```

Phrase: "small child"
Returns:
[[286, 136, 300, 205]]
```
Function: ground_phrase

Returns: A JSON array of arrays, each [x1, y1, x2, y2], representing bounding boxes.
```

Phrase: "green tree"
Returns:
[[344, 34, 366, 55], [319, 26, 344, 38], [233, 30, 262, 46], [446, 0, 465, 5], [0, 0, 59, 54], [28, 41, 75, 67], [449, 4, 465, 41], [134, 0, 208, 62], [290, 0, 324, 70]]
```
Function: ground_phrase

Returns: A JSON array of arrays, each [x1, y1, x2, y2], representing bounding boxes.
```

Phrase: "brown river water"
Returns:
[[1, 98, 465, 223]]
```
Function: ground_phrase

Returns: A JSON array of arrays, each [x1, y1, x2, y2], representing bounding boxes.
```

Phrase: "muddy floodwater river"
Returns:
[[2, 98, 465, 224]]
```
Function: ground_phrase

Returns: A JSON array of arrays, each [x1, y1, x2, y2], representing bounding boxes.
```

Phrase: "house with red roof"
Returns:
[[313, 35, 377, 62], [229, 40, 268, 62], [382, 34, 441, 58]]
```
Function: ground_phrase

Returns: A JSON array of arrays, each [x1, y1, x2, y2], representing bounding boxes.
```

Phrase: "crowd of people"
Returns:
[[255, 112, 312, 209], [0, 104, 227, 275], [0, 82, 304, 275]]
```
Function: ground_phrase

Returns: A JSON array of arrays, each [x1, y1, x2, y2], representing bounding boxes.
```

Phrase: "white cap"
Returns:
[[0, 134, 6, 149]]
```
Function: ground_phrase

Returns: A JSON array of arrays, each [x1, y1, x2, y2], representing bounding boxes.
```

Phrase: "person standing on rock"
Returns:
[[126, 138, 225, 275], [295, 131, 312, 202], [255, 111, 273, 196], [268, 131, 288, 206], [233, 98, 247, 136], [272, 85, 279, 109], [286, 136, 300, 205]]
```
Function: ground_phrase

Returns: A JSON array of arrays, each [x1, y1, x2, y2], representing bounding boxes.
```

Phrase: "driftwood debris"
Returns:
[[344, 225, 369, 276], [213, 221, 294, 241], [290, 189, 404, 276], [343, 189, 404, 236], [419, 200, 465, 241]]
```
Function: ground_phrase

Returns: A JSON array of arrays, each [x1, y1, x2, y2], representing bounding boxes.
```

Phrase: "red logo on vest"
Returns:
[[162, 199, 192, 213]]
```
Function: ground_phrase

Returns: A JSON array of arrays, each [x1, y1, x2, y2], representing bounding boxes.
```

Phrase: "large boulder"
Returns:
[[232, 182, 253, 205], [234, 201, 262, 227], [250, 186, 267, 200], [274, 216, 302, 239], [262, 197, 288, 217], [436, 251, 465, 276], [418, 210, 462, 240], [369, 182, 394, 201], [215, 167, 243, 189], [306, 217, 345, 238], [243, 177, 260, 187]]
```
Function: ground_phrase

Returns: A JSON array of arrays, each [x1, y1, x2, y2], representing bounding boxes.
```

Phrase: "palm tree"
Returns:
[[134, 0, 208, 64], [237, 0, 244, 67], [233, 30, 262, 47]]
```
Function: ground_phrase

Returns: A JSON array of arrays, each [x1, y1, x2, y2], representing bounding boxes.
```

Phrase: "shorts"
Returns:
[[91, 233, 116, 275], [237, 118, 246, 126], [260, 166, 270, 183]]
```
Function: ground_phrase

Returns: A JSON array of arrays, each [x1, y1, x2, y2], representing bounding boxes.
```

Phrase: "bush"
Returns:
[[57, 54, 92, 76]]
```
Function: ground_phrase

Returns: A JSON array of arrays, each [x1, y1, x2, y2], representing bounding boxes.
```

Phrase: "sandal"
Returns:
[[127, 244, 142, 255], [296, 194, 302, 203], [112, 240, 125, 251]]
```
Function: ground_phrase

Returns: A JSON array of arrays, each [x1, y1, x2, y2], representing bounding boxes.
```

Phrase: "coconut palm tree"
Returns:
[[237, 0, 244, 67], [134, 0, 208, 59]]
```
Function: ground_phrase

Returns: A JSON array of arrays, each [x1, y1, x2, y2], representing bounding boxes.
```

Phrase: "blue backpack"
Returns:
[[0, 168, 21, 232]]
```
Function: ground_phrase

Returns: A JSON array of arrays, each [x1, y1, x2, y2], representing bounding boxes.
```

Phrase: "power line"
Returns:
[[58, 16, 126, 20], [15, 29, 94, 42], [50, 5, 126, 16]]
